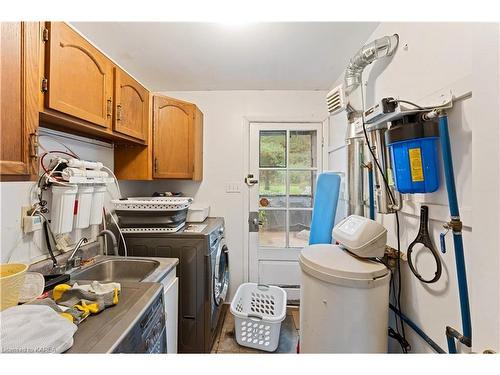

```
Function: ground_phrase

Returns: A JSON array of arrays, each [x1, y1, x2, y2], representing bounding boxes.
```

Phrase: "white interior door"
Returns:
[[248, 122, 323, 301]]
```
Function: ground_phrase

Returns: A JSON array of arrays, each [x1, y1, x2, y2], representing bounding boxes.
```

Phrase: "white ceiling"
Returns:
[[71, 22, 378, 91]]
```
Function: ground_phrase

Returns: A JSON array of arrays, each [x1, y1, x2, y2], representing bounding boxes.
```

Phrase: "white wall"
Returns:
[[327, 23, 500, 353], [0, 129, 114, 264], [120, 90, 329, 298]]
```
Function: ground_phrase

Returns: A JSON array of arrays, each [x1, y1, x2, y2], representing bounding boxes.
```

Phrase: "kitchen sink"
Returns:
[[71, 258, 160, 282]]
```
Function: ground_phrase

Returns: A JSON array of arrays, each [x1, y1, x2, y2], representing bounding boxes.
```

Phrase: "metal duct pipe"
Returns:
[[342, 34, 399, 217], [344, 34, 399, 95], [346, 137, 364, 216]]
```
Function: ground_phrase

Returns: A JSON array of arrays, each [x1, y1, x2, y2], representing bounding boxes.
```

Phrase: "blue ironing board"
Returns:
[[308, 172, 341, 245]]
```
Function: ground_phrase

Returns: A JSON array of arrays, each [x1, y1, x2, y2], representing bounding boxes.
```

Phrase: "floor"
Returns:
[[211, 305, 300, 354]]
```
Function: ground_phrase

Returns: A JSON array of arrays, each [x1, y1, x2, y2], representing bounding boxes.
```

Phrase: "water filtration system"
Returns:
[[33, 153, 114, 235], [323, 33, 472, 353]]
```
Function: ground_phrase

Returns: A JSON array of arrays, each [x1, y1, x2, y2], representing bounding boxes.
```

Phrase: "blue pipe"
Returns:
[[389, 304, 446, 353], [447, 333, 457, 354], [438, 113, 472, 349], [439, 114, 460, 216], [368, 165, 375, 220]]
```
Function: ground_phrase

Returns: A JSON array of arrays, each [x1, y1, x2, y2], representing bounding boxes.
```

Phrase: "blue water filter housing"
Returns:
[[386, 117, 440, 194]]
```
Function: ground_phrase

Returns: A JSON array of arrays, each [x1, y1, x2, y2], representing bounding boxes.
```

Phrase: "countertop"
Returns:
[[27, 241, 180, 353], [137, 256, 178, 283], [66, 255, 179, 353], [65, 255, 178, 353], [66, 281, 163, 353]]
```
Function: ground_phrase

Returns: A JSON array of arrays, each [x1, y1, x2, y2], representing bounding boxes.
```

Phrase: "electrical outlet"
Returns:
[[21, 206, 42, 233], [23, 215, 43, 234], [21, 206, 31, 219]]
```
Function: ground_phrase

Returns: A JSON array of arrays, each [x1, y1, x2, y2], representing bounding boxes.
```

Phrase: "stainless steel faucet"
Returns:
[[66, 237, 88, 269], [98, 230, 119, 256]]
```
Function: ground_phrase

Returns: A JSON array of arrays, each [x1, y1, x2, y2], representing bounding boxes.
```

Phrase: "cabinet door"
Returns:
[[153, 96, 195, 179], [0, 22, 40, 180], [46, 22, 113, 129], [113, 67, 149, 141]]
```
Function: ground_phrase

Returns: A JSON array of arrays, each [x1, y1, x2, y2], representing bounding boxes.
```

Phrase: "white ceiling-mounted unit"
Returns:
[[326, 84, 346, 115]]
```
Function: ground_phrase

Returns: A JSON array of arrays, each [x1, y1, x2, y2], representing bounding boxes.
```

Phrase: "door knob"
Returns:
[[245, 174, 259, 186], [252, 218, 263, 225], [248, 212, 260, 232]]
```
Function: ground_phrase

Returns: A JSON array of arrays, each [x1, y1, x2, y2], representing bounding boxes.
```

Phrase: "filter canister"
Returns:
[[386, 118, 440, 194], [73, 185, 94, 229], [90, 185, 107, 225], [50, 185, 78, 234]]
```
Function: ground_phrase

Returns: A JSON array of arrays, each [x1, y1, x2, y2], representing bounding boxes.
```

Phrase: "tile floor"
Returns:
[[211, 305, 300, 354]]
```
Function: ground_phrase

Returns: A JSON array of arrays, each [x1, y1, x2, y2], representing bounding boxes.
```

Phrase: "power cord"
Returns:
[[353, 252, 410, 352], [361, 121, 408, 352], [360, 85, 408, 352]]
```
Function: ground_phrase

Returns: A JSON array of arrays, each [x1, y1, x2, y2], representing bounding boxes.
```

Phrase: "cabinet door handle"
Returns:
[[154, 158, 158, 172], [107, 98, 112, 117], [117, 104, 122, 121]]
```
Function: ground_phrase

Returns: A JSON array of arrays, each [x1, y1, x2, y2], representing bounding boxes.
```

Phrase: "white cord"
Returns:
[[102, 209, 108, 256], [46, 160, 61, 181], [44, 159, 74, 187], [108, 208, 127, 257], [102, 165, 122, 199]]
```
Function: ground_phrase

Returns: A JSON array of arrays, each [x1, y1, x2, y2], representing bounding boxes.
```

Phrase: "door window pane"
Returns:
[[289, 210, 312, 248], [259, 131, 286, 168], [289, 170, 316, 208], [259, 210, 286, 247], [259, 170, 286, 208], [289, 130, 317, 168]]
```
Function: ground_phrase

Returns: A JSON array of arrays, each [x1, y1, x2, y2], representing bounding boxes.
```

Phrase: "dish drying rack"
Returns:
[[112, 197, 193, 233], [111, 197, 193, 211]]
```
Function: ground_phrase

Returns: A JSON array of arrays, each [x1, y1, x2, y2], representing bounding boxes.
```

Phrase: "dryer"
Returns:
[[120, 217, 229, 353]]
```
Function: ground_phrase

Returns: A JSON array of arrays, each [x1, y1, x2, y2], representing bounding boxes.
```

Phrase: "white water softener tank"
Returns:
[[299, 215, 390, 353]]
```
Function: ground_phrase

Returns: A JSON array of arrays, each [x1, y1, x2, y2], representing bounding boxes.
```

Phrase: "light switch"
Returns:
[[225, 182, 241, 193]]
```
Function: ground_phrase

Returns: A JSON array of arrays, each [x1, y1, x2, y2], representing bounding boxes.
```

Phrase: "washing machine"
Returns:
[[121, 217, 229, 353]]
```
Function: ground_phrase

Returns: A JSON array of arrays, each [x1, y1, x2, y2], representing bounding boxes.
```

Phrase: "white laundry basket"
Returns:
[[230, 283, 287, 352]]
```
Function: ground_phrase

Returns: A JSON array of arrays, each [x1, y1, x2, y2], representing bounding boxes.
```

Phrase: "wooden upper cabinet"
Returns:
[[153, 95, 203, 180], [0, 22, 40, 180], [113, 67, 149, 142], [45, 22, 113, 129]]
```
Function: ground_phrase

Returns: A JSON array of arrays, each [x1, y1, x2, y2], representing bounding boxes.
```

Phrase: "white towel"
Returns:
[[0, 305, 77, 353], [72, 281, 121, 294]]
